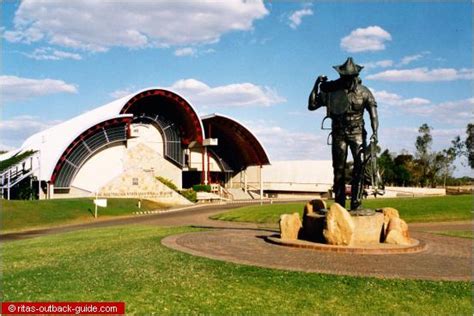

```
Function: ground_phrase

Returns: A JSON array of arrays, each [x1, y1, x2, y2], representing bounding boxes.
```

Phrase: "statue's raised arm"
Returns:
[[308, 75, 328, 111]]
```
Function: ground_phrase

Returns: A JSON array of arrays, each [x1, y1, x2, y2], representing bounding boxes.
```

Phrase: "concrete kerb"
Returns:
[[265, 235, 426, 254], [132, 202, 212, 216]]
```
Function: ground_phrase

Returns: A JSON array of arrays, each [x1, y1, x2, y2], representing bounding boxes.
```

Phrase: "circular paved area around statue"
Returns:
[[162, 225, 472, 281]]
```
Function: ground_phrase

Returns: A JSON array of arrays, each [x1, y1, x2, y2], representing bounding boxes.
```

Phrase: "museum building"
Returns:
[[0, 88, 275, 203]]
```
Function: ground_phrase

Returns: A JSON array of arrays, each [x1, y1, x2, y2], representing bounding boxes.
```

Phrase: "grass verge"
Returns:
[[2, 225, 471, 315], [211, 195, 473, 224], [430, 230, 474, 239], [0, 198, 169, 233]]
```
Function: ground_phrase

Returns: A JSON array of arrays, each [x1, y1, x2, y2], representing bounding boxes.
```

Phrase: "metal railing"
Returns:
[[0, 152, 40, 199]]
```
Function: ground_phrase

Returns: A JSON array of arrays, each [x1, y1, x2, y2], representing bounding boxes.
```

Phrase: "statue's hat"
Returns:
[[333, 57, 364, 76]]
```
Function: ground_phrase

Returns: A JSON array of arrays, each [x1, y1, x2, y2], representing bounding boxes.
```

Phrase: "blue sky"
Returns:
[[1, 1, 472, 176]]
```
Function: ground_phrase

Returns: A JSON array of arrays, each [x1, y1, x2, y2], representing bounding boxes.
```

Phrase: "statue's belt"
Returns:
[[332, 118, 364, 133], [332, 114, 363, 121]]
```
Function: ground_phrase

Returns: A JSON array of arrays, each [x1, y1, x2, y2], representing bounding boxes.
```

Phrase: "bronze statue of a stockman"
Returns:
[[308, 57, 383, 211]]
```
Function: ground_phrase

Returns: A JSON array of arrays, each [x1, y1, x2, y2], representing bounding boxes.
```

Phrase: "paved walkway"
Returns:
[[162, 222, 472, 281], [0, 202, 268, 241]]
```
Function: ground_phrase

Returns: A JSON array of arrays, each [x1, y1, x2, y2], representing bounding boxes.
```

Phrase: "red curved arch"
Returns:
[[202, 114, 270, 170], [120, 89, 204, 145], [50, 117, 132, 185]]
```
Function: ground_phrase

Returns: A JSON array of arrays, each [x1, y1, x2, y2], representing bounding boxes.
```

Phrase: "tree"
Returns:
[[432, 151, 450, 187], [378, 149, 395, 185], [466, 123, 474, 168], [413, 124, 461, 187], [437, 136, 465, 186], [374, 124, 467, 188], [415, 124, 433, 187], [394, 153, 415, 187], [415, 124, 432, 158]]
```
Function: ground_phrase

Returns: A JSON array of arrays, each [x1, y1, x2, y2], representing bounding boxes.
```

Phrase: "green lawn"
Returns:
[[2, 225, 471, 315], [430, 230, 474, 239], [0, 198, 169, 233], [212, 195, 473, 224]]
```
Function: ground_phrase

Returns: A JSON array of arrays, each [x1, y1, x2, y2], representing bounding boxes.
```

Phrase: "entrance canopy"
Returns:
[[202, 114, 270, 171]]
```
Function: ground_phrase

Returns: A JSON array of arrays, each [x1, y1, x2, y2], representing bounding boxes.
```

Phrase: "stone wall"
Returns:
[[124, 142, 182, 188], [96, 142, 191, 205], [98, 167, 191, 205], [382, 186, 446, 198]]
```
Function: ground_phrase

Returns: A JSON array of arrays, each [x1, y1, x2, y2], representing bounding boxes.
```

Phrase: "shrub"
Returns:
[[18, 186, 35, 200], [192, 184, 211, 192], [156, 176, 178, 191], [180, 189, 197, 202]]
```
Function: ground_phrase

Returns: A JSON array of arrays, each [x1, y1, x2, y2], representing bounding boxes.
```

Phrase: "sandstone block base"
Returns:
[[352, 213, 384, 244], [279, 212, 302, 240], [302, 213, 325, 242], [304, 199, 327, 214], [279, 201, 412, 247], [323, 203, 355, 245], [385, 217, 411, 245]]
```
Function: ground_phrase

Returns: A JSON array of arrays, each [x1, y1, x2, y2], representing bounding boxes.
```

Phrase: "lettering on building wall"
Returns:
[[98, 191, 173, 198]]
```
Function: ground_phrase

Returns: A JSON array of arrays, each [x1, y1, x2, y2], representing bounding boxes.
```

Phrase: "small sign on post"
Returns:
[[93, 197, 107, 218]]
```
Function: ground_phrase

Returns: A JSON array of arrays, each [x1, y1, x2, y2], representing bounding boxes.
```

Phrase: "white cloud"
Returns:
[[0, 115, 62, 149], [5, 0, 268, 52], [340, 26, 391, 53], [403, 98, 474, 125], [366, 67, 474, 82], [379, 126, 465, 154], [245, 120, 330, 160], [168, 78, 286, 109], [379, 127, 418, 152], [372, 90, 431, 107], [362, 59, 394, 70], [398, 51, 430, 66], [174, 47, 197, 57], [288, 8, 313, 29], [399, 54, 422, 66], [4, 25, 44, 43], [24, 47, 82, 60], [173, 47, 214, 57], [0, 75, 78, 102], [372, 89, 472, 126], [363, 52, 431, 71], [109, 88, 135, 99]]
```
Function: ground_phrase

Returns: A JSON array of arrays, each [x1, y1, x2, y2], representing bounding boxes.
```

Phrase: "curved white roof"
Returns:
[[0, 87, 204, 181]]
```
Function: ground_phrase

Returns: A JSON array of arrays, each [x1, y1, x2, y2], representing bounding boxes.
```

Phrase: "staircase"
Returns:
[[0, 152, 40, 199], [227, 188, 254, 200]]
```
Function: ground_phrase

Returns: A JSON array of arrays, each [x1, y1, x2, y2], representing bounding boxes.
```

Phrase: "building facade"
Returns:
[[0, 88, 270, 203]]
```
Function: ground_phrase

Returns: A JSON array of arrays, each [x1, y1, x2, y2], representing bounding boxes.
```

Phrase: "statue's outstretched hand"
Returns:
[[317, 75, 328, 82], [370, 133, 378, 143]]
